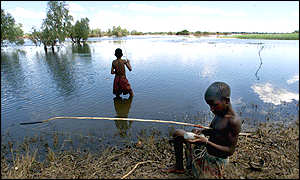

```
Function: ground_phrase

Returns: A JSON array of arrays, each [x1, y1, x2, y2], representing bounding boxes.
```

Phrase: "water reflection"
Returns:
[[251, 83, 299, 105], [287, 75, 299, 85], [43, 52, 77, 97], [113, 96, 133, 138], [112, 40, 122, 44], [255, 45, 264, 80], [1, 50, 26, 91], [72, 43, 91, 56]]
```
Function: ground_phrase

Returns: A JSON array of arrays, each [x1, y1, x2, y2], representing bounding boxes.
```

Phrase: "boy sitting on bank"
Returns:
[[163, 82, 241, 178]]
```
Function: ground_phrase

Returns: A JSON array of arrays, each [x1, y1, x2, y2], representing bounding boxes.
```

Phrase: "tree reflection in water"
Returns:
[[255, 45, 264, 80], [72, 43, 91, 56]]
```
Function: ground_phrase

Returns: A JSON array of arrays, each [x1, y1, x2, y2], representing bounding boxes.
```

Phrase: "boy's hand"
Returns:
[[191, 128, 202, 134], [186, 136, 208, 144]]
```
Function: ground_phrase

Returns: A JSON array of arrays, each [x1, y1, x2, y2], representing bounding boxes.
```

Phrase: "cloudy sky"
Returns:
[[1, 1, 299, 34]]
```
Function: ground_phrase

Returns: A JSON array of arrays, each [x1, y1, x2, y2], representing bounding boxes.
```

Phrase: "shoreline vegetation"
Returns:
[[224, 33, 299, 40], [1, 119, 298, 179], [2, 2, 299, 49], [91, 31, 300, 40], [22, 30, 299, 41], [88, 31, 300, 40]]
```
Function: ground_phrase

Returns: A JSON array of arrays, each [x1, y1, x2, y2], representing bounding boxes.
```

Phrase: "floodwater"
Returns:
[[1, 35, 299, 149]]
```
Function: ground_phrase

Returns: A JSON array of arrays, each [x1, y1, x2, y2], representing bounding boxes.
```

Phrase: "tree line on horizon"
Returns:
[[1, 1, 299, 52]]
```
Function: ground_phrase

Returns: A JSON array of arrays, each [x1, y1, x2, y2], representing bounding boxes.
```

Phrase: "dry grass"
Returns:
[[224, 120, 299, 179], [1, 119, 299, 179]]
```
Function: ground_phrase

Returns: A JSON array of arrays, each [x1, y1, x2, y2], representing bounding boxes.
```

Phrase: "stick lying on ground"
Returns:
[[121, 160, 158, 179], [20, 116, 252, 136]]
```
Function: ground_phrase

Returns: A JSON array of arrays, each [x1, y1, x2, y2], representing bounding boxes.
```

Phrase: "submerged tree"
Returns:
[[69, 17, 90, 44], [28, 28, 42, 46], [28, 27, 53, 53], [28, 1, 73, 53], [1, 8, 24, 46], [41, 1, 73, 53], [29, 27, 52, 47]]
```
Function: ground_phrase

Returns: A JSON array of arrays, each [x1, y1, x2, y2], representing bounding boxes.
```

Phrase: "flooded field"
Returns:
[[1, 35, 299, 150]]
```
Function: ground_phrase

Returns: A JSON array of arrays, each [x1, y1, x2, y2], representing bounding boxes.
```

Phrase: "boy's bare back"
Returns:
[[112, 59, 132, 77]]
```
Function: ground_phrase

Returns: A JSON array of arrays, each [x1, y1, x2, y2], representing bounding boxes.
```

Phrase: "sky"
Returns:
[[1, 1, 299, 34]]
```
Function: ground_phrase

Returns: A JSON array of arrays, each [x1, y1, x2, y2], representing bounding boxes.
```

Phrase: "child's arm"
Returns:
[[201, 128, 214, 136], [111, 63, 115, 74], [191, 127, 214, 136], [188, 118, 241, 156], [125, 60, 132, 71]]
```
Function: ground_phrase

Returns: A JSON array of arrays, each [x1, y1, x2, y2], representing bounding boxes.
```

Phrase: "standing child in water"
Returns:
[[111, 48, 134, 97], [163, 82, 241, 178]]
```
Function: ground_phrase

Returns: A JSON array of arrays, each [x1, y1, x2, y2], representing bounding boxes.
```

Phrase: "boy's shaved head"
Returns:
[[115, 48, 123, 58], [205, 82, 231, 101]]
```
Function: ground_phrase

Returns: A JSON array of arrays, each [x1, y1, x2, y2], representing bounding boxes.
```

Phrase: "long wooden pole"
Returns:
[[20, 116, 252, 136], [20, 116, 209, 128]]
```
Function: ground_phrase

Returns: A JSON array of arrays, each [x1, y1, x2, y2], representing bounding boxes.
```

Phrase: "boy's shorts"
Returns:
[[185, 143, 229, 179], [113, 75, 132, 95]]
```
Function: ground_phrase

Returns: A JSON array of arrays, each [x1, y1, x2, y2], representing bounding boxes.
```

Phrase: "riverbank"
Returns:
[[1, 118, 298, 179], [88, 33, 299, 40], [222, 33, 299, 40]]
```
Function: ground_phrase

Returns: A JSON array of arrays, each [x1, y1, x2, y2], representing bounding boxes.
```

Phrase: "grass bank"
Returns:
[[1, 119, 299, 179], [224, 33, 299, 40]]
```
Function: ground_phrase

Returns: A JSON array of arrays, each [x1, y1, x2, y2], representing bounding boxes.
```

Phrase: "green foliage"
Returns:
[[130, 30, 143, 35], [39, 1, 73, 52], [107, 28, 112, 36], [28, 28, 42, 46], [29, 27, 55, 49], [89, 28, 103, 37], [13, 24, 24, 45], [231, 33, 299, 40], [144, 32, 167, 35], [97, 26, 130, 37], [111, 26, 129, 37], [167, 31, 174, 35], [176, 29, 190, 35], [69, 17, 90, 44], [193, 31, 213, 36], [1, 8, 24, 45]]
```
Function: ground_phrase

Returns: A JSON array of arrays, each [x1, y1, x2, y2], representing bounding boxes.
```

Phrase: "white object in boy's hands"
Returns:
[[184, 132, 205, 140], [184, 132, 195, 140]]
